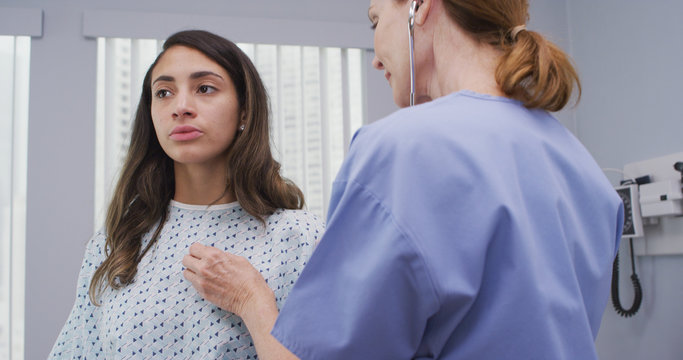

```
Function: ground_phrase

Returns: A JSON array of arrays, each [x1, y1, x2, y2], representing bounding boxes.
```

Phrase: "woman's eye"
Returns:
[[155, 89, 171, 98], [198, 85, 216, 94]]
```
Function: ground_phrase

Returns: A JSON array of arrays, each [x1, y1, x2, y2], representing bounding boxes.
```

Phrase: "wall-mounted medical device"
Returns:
[[638, 179, 683, 218], [618, 152, 683, 256], [610, 153, 683, 318], [611, 153, 683, 317], [615, 183, 644, 238]]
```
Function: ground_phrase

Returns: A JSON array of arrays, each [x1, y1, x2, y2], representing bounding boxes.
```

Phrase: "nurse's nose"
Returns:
[[372, 55, 384, 70], [173, 91, 196, 120]]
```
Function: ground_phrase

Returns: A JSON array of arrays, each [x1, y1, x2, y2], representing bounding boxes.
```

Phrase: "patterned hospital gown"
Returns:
[[49, 201, 324, 359]]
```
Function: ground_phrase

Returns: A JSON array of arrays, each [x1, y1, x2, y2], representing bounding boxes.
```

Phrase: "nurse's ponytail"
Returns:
[[443, 0, 580, 112], [496, 26, 580, 112]]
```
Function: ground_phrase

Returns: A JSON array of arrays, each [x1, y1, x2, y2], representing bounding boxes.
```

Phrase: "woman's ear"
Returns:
[[238, 111, 246, 132], [414, 0, 432, 26]]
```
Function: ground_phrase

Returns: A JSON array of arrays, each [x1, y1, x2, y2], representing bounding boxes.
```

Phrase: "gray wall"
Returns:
[[566, 1, 683, 359], [3, 0, 682, 358], [527, 0, 577, 133]]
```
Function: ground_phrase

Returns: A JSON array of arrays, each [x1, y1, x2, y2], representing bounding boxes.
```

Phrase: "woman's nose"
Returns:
[[172, 92, 196, 119], [372, 55, 384, 70]]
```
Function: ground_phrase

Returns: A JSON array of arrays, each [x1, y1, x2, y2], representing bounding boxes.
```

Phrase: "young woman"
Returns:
[[194, 0, 623, 359], [49, 30, 324, 359]]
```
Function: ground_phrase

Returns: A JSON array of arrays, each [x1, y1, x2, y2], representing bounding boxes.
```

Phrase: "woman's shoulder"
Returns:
[[86, 228, 108, 254], [266, 209, 326, 239], [351, 91, 556, 168], [268, 209, 325, 228], [337, 92, 550, 195], [365, 91, 534, 137], [72, 229, 109, 272]]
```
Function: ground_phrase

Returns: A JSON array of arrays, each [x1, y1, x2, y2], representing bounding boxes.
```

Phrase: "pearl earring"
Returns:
[[239, 124, 245, 131]]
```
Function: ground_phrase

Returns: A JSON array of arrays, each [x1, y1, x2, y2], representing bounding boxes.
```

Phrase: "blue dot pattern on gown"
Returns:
[[49, 201, 324, 359]]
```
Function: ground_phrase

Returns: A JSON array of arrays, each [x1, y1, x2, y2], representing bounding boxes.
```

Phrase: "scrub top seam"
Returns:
[[338, 178, 442, 309]]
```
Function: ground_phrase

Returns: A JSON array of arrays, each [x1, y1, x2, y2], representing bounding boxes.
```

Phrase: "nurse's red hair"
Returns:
[[443, 0, 580, 112]]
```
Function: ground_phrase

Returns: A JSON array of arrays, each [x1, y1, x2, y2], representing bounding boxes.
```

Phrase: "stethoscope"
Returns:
[[409, 0, 418, 106]]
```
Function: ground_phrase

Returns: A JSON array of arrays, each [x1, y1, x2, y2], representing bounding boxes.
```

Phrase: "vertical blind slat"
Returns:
[[275, 45, 284, 164], [8, 37, 17, 360], [0, 35, 17, 360], [10, 36, 29, 360], [0, 35, 29, 360], [318, 47, 331, 220], [341, 48, 351, 156], [299, 46, 309, 202]]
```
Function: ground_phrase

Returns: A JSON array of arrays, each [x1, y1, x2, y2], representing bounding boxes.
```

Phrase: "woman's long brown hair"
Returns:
[[89, 30, 304, 305], [443, 0, 581, 112]]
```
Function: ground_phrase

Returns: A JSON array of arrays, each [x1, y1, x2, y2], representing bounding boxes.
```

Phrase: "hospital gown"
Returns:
[[50, 201, 324, 359], [272, 90, 623, 359]]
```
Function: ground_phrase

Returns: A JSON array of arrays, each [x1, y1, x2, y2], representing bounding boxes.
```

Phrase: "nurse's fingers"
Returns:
[[181, 252, 202, 273], [188, 242, 212, 258]]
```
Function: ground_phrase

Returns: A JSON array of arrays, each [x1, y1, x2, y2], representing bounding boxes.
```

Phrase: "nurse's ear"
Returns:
[[413, 0, 432, 27]]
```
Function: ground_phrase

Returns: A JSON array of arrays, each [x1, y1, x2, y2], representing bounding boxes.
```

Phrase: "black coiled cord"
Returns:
[[611, 238, 642, 317]]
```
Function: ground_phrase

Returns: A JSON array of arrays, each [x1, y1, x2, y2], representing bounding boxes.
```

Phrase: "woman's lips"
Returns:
[[170, 125, 203, 141], [385, 72, 391, 82]]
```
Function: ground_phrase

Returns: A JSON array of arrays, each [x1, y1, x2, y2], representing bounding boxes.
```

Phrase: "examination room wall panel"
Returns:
[[567, 1, 683, 359], [20, 4, 98, 360]]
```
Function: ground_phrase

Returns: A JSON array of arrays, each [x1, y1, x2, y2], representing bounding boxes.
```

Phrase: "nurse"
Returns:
[[186, 0, 623, 358]]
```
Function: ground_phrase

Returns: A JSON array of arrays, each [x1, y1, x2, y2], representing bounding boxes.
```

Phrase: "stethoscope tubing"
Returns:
[[409, 1, 417, 106]]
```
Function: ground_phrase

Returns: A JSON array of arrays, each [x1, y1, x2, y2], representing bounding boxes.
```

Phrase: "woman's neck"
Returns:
[[173, 161, 236, 205], [428, 11, 505, 99]]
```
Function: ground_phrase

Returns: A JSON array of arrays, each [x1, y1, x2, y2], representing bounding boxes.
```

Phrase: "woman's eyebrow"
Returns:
[[152, 75, 174, 85], [152, 71, 223, 85], [190, 71, 224, 80]]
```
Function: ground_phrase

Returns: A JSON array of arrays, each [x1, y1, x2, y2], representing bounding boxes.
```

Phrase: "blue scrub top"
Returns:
[[272, 90, 623, 359]]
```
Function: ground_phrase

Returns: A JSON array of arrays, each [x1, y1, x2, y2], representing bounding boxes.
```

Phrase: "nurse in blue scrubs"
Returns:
[[185, 0, 624, 358]]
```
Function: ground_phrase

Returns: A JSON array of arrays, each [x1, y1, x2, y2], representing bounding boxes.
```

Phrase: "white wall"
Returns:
[[566, 1, 683, 359]]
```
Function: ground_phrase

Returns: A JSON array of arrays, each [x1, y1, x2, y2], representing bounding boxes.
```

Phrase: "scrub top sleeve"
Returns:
[[48, 232, 105, 359], [272, 180, 439, 360]]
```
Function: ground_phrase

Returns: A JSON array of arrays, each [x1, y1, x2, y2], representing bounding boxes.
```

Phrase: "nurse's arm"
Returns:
[[240, 299, 300, 360]]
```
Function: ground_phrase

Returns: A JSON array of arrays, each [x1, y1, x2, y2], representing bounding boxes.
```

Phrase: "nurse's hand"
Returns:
[[183, 243, 299, 360], [182, 243, 276, 319]]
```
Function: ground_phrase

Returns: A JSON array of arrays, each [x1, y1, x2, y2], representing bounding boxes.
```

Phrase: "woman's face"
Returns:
[[369, 0, 413, 107], [150, 45, 241, 168]]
